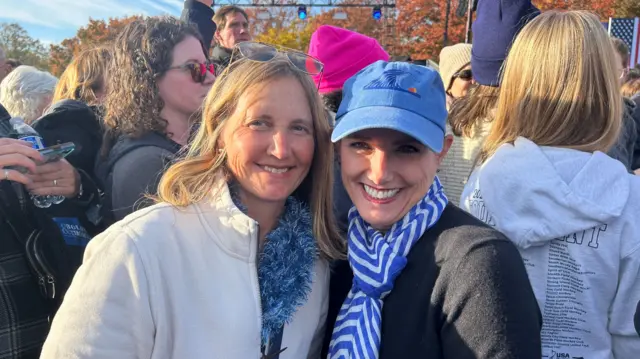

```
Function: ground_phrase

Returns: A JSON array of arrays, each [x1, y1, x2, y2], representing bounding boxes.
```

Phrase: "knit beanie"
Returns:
[[308, 25, 389, 94], [439, 43, 472, 91], [471, 0, 540, 87]]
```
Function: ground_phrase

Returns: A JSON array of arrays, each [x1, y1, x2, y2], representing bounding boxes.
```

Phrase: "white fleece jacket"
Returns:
[[40, 183, 329, 359]]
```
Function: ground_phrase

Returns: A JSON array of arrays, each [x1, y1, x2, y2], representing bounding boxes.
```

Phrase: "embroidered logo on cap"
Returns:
[[363, 69, 421, 98]]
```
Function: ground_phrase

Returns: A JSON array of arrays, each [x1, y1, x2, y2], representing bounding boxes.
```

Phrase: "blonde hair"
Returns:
[[52, 47, 111, 105], [157, 57, 345, 260], [480, 11, 623, 163]]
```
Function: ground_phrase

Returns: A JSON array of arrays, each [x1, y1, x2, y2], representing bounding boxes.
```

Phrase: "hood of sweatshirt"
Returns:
[[462, 137, 630, 249]]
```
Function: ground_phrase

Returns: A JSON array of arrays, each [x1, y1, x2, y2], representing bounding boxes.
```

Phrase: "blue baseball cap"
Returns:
[[331, 60, 448, 153]]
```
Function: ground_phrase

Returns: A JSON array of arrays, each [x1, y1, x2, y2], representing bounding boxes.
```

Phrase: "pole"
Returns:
[[444, 0, 451, 46], [465, 0, 473, 43]]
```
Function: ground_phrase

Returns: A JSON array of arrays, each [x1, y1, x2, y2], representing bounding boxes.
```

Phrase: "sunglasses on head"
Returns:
[[231, 41, 324, 76], [454, 69, 473, 81], [164, 62, 216, 83]]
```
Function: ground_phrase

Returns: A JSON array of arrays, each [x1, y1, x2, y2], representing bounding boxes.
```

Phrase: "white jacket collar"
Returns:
[[196, 180, 259, 261]]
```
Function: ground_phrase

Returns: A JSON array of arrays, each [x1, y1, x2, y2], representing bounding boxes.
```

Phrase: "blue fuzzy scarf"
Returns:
[[230, 186, 318, 345]]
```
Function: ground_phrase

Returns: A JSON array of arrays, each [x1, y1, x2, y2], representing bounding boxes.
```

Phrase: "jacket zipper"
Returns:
[[251, 220, 265, 352], [25, 231, 56, 299]]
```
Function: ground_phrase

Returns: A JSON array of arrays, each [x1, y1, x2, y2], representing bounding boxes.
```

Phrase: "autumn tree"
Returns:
[[395, 0, 467, 60], [246, 2, 300, 36], [310, 3, 393, 52], [0, 23, 49, 70], [532, 0, 616, 19], [254, 20, 315, 51], [250, 0, 393, 53], [48, 16, 141, 76], [613, 0, 640, 17]]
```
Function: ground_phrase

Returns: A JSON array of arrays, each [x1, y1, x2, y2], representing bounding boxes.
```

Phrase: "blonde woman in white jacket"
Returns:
[[41, 42, 344, 359]]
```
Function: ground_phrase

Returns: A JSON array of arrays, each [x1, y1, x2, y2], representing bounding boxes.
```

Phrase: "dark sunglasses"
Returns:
[[165, 62, 216, 83], [231, 41, 324, 76], [453, 69, 473, 81]]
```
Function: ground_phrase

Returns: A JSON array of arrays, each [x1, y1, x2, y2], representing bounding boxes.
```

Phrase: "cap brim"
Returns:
[[331, 106, 445, 153]]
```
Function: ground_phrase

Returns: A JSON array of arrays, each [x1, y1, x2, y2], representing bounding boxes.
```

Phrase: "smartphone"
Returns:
[[39, 142, 75, 163]]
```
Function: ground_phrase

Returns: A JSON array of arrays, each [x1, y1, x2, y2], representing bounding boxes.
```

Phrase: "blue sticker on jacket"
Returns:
[[52, 217, 91, 246]]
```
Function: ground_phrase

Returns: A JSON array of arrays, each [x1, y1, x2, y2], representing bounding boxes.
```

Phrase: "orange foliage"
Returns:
[[533, 0, 615, 19], [395, 0, 467, 60], [48, 16, 140, 76]]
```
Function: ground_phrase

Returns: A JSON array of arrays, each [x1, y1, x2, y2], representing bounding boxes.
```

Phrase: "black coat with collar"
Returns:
[[323, 205, 542, 359]]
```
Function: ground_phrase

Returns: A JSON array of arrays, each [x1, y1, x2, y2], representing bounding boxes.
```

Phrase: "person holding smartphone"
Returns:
[[0, 108, 78, 359]]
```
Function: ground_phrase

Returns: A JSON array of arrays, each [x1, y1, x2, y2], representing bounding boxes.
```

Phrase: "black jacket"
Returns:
[[0, 181, 68, 359], [33, 100, 104, 185], [210, 45, 235, 73], [95, 132, 181, 224], [181, 0, 216, 51], [0, 102, 9, 122], [323, 205, 542, 358], [609, 97, 640, 171], [0, 114, 74, 359], [30, 100, 105, 266]]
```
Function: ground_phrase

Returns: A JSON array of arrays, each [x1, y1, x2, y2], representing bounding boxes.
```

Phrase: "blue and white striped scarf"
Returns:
[[328, 177, 448, 359]]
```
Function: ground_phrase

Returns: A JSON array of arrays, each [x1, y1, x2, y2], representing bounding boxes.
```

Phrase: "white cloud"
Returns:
[[0, 0, 182, 29], [139, 0, 178, 15], [157, 0, 183, 10], [0, 6, 59, 28]]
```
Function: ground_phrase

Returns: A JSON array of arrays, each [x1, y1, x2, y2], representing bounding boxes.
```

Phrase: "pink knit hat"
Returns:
[[308, 25, 389, 94]]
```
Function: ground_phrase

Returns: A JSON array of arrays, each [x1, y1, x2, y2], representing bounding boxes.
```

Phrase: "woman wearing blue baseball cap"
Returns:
[[324, 60, 542, 358]]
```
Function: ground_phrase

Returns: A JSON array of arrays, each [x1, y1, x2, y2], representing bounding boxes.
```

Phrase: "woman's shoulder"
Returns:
[[422, 205, 517, 262], [103, 202, 212, 246]]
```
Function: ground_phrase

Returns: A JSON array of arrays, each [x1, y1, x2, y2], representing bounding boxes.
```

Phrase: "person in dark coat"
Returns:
[[324, 61, 541, 359], [96, 17, 214, 224], [32, 46, 111, 244], [181, 0, 216, 52], [610, 37, 640, 172], [0, 104, 75, 359]]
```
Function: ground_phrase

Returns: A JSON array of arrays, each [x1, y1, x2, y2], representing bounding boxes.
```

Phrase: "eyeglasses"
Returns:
[[231, 41, 324, 76], [453, 69, 473, 81], [164, 62, 216, 83]]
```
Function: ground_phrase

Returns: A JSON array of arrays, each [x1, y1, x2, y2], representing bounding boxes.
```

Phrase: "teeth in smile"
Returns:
[[363, 184, 399, 199], [263, 166, 289, 174]]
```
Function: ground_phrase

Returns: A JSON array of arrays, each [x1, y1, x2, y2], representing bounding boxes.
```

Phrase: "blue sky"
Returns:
[[0, 0, 187, 45]]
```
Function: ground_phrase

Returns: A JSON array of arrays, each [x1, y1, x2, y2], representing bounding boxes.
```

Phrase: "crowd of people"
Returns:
[[1, 0, 639, 358]]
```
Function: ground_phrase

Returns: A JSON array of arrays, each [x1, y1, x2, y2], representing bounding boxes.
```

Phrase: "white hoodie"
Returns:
[[460, 137, 640, 359]]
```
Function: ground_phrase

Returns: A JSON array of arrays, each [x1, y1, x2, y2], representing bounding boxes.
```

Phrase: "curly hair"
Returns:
[[53, 46, 111, 105], [102, 16, 204, 156]]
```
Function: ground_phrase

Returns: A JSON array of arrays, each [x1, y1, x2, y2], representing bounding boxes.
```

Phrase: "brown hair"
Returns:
[[213, 5, 249, 30], [157, 57, 345, 260], [480, 11, 623, 163], [611, 37, 630, 67], [52, 46, 111, 105], [621, 70, 640, 98], [6, 59, 21, 69], [101, 16, 204, 156], [448, 84, 500, 137]]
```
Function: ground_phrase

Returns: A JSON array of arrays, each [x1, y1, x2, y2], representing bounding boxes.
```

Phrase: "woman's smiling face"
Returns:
[[339, 128, 451, 230]]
